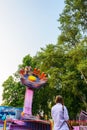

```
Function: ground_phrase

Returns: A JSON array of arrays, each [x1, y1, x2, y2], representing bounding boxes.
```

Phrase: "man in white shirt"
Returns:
[[51, 95, 69, 130]]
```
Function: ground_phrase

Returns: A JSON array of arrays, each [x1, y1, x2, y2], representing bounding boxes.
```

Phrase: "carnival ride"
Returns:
[[0, 66, 52, 130]]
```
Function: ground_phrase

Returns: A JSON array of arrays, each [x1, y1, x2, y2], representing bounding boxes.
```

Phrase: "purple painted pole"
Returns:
[[23, 88, 34, 115]]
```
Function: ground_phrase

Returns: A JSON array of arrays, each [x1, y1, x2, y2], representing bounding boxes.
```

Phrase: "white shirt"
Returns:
[[51, 103, 69, 130]]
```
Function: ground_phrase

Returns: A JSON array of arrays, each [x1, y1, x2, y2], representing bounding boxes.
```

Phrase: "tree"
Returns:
[[57, 0, 87, 118], [33, 44, 67, 117], [61, 41, 87, 118], [2, 76, 25, 107], [58, 0, 87, 47], [18, 54, 36, 69]]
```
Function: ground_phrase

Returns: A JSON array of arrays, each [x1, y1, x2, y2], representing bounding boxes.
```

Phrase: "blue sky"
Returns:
[[0, 0, 65, 104]]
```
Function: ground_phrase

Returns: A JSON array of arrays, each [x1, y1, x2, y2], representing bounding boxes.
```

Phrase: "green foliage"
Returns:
[[2, 76, 25, 107], [57, 0, 87, 118], [58, 0, 87, 47], [18, 54, 36, 69]]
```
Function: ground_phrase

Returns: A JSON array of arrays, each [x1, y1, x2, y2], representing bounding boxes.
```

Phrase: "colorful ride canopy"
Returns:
[[19, 66, 48, 89]]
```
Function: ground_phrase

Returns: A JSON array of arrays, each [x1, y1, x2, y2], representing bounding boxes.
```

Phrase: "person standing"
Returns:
[[51, 95, 69, 130]]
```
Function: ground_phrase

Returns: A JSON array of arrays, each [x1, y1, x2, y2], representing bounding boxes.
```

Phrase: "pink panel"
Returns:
[[73, 126, 79, 130]]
